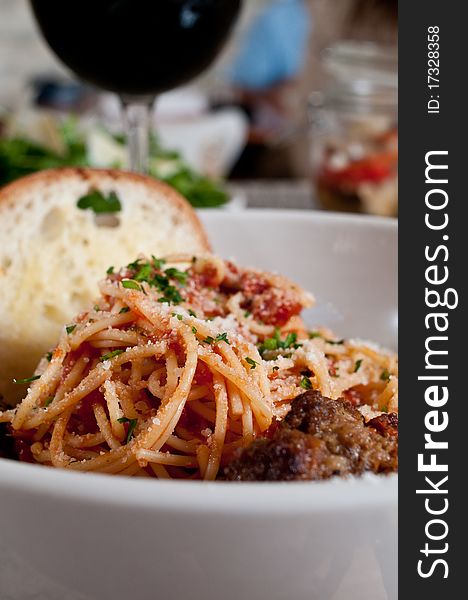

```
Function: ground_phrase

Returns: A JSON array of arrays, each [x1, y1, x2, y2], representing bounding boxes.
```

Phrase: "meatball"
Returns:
[[223, 391, 398, 481]]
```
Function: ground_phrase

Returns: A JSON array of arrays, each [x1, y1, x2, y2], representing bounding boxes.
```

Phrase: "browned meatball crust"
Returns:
[[223, 391, 398, 481]]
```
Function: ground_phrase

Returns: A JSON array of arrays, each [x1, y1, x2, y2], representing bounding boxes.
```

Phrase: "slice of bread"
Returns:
[[0, 168, 211, 405]]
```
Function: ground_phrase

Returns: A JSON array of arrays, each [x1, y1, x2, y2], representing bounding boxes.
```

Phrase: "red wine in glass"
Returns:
[[29, 0, 242, 171]]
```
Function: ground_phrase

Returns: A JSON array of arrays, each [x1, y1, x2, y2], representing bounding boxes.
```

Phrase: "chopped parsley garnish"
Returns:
[[124, 258, 188, 305], [164, 268, 188, 285], [283, 332, 299, 348], [203, 332, 230, 345], [99, 349, 125, 362], [94, 305, 100, 312], [214, 332, 230, 345], [66, 324, 76, 334], [308, 331, 322, 339], [258, 328, 302, 356], [77, 189, 122, 214], [261, 337, 278, 352], [245, 357, 258, 370], [158, 288, 183, 304], [326, 339, 345, 345], [133, 262, 153, 283], [44, 397, 54, 407], [244, 311, 251, 318], [381, 405, 389, 413], [300, 376, 312, 390], [45, 351, 53, 362], [106, 266, 114, 275], [192, 326, 198, 334], [381, 369, 391, 382], [354, 359, 363, 373], [188, 309, 197, 318], [172, 313, 183, 321], [151, 256, 166, 270], [119, 307, 130, 314], [126, 258, 142, 270], [117, 417, 138, 444], [122, 279, 142, 291], [14, 375, 41, 384]]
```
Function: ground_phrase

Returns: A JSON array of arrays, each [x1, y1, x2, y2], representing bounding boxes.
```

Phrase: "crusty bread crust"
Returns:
[[0, 167, 211, 251]]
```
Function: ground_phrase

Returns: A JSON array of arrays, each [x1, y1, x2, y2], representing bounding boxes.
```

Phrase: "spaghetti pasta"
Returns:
[[0, 254, 398, 479]]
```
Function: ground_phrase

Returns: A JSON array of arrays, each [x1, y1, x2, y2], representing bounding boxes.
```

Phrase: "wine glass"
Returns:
[[29, 0, 242, 172]]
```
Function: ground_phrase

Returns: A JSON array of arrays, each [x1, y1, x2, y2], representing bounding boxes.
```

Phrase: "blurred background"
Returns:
[[0, 0, 397, 214]]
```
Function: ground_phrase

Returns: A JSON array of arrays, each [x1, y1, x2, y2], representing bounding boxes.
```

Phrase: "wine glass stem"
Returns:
[[121, 96, 154, 173]]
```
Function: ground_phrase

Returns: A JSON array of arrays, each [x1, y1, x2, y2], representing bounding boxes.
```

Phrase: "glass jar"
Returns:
[[309, 42, 398, 216]]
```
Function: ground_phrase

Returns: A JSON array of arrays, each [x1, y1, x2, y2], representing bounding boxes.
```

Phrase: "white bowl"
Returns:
[[0, 210, 397, 600]]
